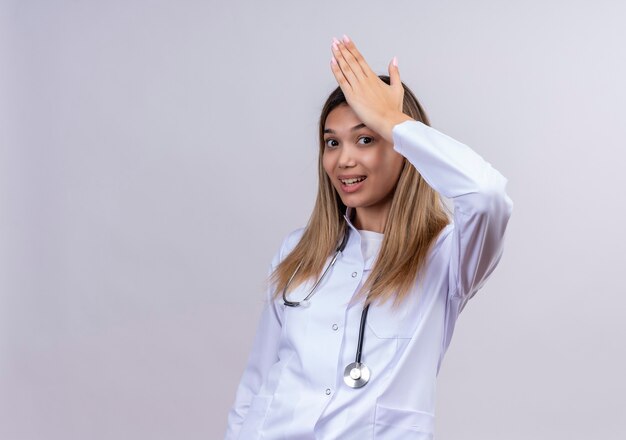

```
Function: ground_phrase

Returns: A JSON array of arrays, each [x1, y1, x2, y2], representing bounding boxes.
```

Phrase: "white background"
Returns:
[[1, 1, 625, 439]]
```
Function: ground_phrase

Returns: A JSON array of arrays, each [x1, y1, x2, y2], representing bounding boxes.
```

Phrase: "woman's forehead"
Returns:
[[324, 106, 371, 134], [326, 104, 359, 124]]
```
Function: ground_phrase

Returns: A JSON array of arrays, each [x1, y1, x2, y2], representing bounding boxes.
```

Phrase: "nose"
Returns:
[[338, 144, 356, 168]]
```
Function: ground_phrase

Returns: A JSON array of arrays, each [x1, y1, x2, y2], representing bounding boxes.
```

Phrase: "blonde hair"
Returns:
[[269, 76, 451, 308]]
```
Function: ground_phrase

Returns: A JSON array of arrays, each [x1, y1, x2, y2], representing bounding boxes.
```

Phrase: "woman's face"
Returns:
[[322, 104, 405, 212]]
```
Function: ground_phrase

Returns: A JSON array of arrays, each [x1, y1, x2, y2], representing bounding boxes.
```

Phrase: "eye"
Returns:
[[324, 138, 339, 148], [358, 136, 374, 145]]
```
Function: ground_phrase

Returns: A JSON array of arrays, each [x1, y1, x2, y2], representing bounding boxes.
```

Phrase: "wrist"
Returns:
[[379, 112, 414, 143]]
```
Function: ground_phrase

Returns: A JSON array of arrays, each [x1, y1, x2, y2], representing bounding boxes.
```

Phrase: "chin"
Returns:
[[340, 199, 364, 209]]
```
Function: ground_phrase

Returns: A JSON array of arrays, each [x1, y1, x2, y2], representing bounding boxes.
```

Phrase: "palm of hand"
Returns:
[[330, 36, 406, 138]]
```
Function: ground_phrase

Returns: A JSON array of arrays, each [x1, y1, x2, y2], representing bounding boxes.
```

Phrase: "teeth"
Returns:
[[341, 177, 366, 185]]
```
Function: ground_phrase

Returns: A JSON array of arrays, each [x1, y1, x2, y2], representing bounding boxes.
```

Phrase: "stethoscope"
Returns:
[[282, 223, 372, 388]]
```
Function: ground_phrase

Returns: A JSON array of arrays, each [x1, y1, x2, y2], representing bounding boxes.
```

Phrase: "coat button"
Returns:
[[332, 324, 338, 331], [325, 388, 332, 395], [351, 271, 358, 278]]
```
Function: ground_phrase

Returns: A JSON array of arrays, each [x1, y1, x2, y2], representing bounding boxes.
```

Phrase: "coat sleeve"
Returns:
[[223, 242, 285, 439], [391, 120, 514, 309]]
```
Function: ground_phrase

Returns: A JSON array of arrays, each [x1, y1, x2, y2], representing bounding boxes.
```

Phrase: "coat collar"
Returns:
[[341, 206, 380, 270], [342, 205, 358, 233]]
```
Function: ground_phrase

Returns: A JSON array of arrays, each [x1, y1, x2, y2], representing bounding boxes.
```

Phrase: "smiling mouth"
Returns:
[[339, 176, 367, 185]]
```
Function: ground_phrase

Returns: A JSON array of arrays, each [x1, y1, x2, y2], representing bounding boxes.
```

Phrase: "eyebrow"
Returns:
[[323, 123, 367, 134]]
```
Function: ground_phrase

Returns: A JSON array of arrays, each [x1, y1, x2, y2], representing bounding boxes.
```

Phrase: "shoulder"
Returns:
[[275, 226, 306, 264]]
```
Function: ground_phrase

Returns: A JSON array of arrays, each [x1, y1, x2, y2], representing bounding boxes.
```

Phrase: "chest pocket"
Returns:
[[363, 269, 415, 339]]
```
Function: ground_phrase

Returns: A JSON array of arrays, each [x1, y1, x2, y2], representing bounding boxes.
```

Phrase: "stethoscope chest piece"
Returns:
[[343, 362, 370, 388]]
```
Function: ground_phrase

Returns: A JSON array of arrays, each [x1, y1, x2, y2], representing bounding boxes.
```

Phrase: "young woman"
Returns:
[[224, 35, 513, 439]]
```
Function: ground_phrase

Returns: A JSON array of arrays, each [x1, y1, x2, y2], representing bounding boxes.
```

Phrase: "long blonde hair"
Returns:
[[269, 75, 451, 308]]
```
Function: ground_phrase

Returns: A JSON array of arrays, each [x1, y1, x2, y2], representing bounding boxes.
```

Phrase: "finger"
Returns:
[[330, 56, 352, 92], [336, 38, 367, 80], [388, 56, 404, 111], [340, 35, 376, 78], [388, 56, 401, 89], [332, 38, 358, 87]]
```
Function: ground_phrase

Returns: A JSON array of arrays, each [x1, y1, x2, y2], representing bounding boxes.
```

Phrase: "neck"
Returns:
[[352, 200, 392, 233]]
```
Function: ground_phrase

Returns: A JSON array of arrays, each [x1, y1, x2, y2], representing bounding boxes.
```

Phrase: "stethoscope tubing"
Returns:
[[282, 224, 350, 307], [355, 302, 370, 364], [281, 222, 373, 388]]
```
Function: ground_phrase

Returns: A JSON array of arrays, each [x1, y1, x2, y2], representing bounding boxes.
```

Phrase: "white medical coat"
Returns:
[[224, 119, 514, 439]]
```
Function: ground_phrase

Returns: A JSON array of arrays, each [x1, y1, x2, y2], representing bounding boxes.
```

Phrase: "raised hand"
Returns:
[[330, 35, 413, 142]]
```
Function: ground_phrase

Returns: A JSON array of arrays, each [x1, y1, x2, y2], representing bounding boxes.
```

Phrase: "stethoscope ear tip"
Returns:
[[299, 300, 311, 308]]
